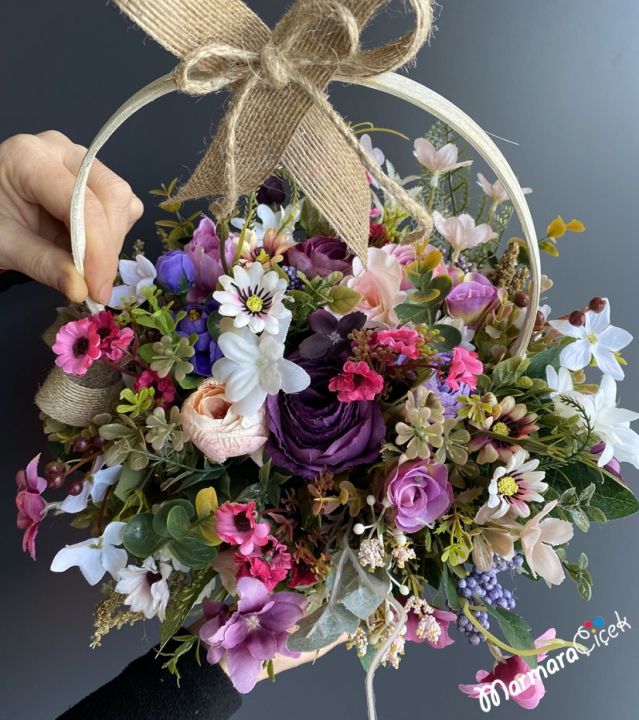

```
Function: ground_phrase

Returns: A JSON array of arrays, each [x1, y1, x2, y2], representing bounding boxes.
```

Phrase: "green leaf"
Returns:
[[153, 500, 196, 538], [113, 464, 144, 502], [525, 345, 564, 379], [442, 563, 460, 612], [432, 324, 462, 353], [178, 374, 205, 390], [298, 200, 323, 238], [160, 566, 216, 648], [492, 357, 530, 388], [425, 274, 453, 306], [167, 505, 192, 540], [481, 604, 538, 669], [138, 343, 157, 364], [123, 513, 166, 558], [578, 553, 588, 570], [206, 310, 224, 342], [330, 554, 389, 620], [394, 302, 431, 326], [545, 462, 639, 520], [286, 602, 359, 652], [167, 537, 218, 569], [358, 643, 377, 673], [327, 286, 362, 315]]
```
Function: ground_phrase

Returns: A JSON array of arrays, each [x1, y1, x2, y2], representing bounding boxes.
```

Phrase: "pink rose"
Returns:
[[182, 378, 269, 462], [446, 272, 503, 327]]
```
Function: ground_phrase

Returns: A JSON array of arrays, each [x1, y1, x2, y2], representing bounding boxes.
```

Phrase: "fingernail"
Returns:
[[98, 282, 112, 306]]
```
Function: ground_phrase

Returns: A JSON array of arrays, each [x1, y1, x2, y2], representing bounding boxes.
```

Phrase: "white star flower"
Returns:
[[549, 299, 632, 380], [59, 456, 123, 514], [50, 522, 127, 585], [214, 262, 291, 335], [545, 365, 582, 419], [231, 203, 300, 241], [212, 317, 310, 416], [109, 255, 157, 309], [433, 210, 497, 262], [580, 375, 639, 468]]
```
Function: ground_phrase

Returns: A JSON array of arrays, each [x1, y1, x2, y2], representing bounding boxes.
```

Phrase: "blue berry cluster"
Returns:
[[281, 265, 302, 291], [456, 554, 524, 645]]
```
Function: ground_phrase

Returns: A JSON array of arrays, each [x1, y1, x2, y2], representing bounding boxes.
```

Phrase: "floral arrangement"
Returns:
[[18, 121, 639, 707]]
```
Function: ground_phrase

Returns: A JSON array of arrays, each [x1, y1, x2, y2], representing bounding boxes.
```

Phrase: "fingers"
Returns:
[[0, 214, 88, 301]]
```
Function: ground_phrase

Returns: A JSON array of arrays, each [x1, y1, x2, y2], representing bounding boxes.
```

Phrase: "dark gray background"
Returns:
[[2, 1, 638, 718]]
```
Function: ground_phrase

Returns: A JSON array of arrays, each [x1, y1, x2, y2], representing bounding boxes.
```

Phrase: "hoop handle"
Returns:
[[70, 71, 539, 354]]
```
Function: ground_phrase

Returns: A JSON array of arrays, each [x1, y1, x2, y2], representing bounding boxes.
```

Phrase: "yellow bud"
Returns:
[[539, 240, 560, 257], [546, 217, 566, 238], [565, 219, 585, 233]]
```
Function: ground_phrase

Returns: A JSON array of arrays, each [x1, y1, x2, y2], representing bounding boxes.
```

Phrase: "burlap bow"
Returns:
[[113, 0, 435, 259]]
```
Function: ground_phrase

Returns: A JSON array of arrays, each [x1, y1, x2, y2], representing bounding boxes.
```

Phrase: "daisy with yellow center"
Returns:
[[475, 448, 548, 524]]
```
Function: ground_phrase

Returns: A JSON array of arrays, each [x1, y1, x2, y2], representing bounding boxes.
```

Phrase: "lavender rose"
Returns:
[[156, 250, 195, 294], [265, 356, 385, 478], [185, 218, 234, 303], [445, 272, 501, 327], [285, 236, 352, 280], [383, 460, 453, 532]]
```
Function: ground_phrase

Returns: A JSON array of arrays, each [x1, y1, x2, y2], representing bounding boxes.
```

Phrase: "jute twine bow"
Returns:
[[113, 0, 436, 259]]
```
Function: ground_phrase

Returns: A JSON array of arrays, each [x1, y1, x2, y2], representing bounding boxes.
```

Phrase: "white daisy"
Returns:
[[115, 555, 171, 621], [214, 262, 291, 335]]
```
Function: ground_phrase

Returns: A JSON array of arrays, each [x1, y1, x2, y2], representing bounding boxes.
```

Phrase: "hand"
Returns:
[[0, 130, 143, 304], [187, 617, 347, 682]]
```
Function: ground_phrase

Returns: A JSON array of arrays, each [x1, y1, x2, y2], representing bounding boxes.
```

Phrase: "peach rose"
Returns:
[[182, 378, 269, 462]]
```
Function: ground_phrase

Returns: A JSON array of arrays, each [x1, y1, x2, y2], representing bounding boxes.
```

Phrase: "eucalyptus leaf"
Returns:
[[286, 602, 359, 652], [167, 505, 192, 540], [153, 499, 195, 538], [123, 513, 166, 558], [432, 324, 463, 353], [167, 536, 218, 569]]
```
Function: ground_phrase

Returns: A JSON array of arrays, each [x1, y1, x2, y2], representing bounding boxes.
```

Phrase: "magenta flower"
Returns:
[[459, 629, 556, 710], [383, 460, 453, 532], [200, 577, 307, 693], [401, 597, 457, 649], [16, 455, 48, 560], [234, 536, 293, 591], [52, 318, 102, 376], [215, 501, 271, 555], [447, 346, 483, 391], [446, 273, 501, 327], [328, 361, 384, 402], [89, 311, 134, 362], [376, 328, 421, 360], [133, 369, 176, 408]]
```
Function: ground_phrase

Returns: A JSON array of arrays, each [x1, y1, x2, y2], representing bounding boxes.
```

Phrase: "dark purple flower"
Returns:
[[265, 356, 385, 479], [200, 577, 306, 693], [590, 441, 626, 485], [383, 460, 453, 532], [156, 250, 195, 294], [257, 177, 286, 206], [299, 309, 366, 359], [285, 236, 352, 280], [175, 303, 222, 376]]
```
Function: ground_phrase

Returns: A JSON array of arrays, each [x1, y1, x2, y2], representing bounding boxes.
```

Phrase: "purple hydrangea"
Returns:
[[200, 577, 306, 694], [265, 356, 385, 479], [424, 355, 470, 419]]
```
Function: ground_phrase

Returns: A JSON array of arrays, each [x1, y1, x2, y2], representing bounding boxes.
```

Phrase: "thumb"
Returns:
[[0, 215, 88, 301]]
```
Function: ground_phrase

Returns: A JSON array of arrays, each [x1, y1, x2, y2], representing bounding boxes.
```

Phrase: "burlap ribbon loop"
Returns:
[[114, 0, 436, 260]]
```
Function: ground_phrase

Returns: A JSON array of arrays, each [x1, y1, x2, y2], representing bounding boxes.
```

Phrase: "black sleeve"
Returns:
[[56, 638, 243, 720], [0, 270, 32, 293]]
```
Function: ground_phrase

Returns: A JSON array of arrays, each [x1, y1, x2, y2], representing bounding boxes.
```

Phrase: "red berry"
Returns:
[[513, 292, 529, 308], [45, 461, 66, 477], [48, 473, 65, 490], [534, 311, 545, 328], [67, 480, 84, 496], [588, 297, 606, 313], [569, 310, 586, 327], [73, 437, 91, 453], [93, 435, 108, 448]]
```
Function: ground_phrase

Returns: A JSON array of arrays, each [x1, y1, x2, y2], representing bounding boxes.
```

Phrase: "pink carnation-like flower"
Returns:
[[234, 536, 293, 591], [447, 346, 483, 391], [328, 361, 384, 402], [134, 369, 176, 408], [459, 629, 556, 710], [214, 501, 271, 555], [89, 311, 134, 362], [16, 455, 48, 560], [376, 328, 421, 360], [52, 318, 102, 376]]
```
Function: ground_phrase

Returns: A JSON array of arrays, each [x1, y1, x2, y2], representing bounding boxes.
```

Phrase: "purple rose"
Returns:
[[285, 236, 352, 280], [383, 460, 452, 532], [176, 303, 222, 376], [257, 176, 286, 206], [445, 272, 501, 327], [156, 250, 195, 294], [265, 356, 385, 478], [185, 218, 234, 303]]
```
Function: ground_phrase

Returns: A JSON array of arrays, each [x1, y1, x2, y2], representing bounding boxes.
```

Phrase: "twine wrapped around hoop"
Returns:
[[35, 363, 124, 428]]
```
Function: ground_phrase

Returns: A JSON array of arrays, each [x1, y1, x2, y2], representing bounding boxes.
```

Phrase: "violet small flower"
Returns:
[[156, 250, 195, 294], [175, 303, 222, 376], [298, 309, 366, 359], [200, 577, 307, 693]]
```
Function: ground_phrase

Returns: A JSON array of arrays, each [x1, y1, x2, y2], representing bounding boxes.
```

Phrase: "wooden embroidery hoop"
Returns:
[[67, 70, 540, 720]]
